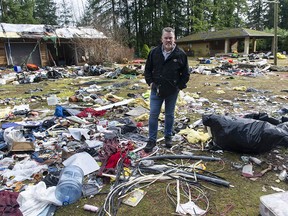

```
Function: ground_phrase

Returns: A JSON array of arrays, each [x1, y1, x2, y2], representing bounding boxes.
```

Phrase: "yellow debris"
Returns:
[[0, 107, 12, 119], [277, 52, 287, 59], [233, 86, 247, 91], [104, 93, 123, 102], [134, 113, 149, 122], [141, 90, 150, 99], [215, 90, 225, 94], [178, 128, 211, 144], [129, 98, 150, 109]]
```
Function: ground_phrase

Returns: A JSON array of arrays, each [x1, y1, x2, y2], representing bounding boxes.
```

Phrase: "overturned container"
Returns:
[[55, 165, 84, 205]]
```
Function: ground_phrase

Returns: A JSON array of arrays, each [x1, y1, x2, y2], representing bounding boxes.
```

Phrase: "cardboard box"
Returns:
[[11, 141, 35, 152]]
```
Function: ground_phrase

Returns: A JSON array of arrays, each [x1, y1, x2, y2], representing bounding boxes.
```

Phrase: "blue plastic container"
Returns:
[[13, 66, 22, 73], [55, 165, 84, 205]]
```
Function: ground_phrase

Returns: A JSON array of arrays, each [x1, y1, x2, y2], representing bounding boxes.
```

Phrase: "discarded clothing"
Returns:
[[105, 152, 131, 169], [76, 108, 106, 118], [0, 190, 22, 216]]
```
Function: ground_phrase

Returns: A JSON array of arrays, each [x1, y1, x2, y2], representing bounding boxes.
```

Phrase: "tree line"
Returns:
[[0, 0, 73, 27], [1, 0, 288, 55]]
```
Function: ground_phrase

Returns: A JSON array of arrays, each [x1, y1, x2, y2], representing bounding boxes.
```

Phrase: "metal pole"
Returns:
[[274, 1, 278, 65]]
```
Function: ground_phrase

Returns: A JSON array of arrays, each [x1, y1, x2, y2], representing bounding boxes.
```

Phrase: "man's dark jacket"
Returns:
[[144, 45, 190, 98]]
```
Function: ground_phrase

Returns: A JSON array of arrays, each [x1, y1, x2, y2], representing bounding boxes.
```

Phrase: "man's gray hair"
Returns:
[[162, 27, 175, 35]]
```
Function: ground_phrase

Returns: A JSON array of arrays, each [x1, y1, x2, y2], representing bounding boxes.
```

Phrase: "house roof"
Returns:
[[176, 28, 274, 43], [55, 27, 105, 39], [0, 23, 106, 39]]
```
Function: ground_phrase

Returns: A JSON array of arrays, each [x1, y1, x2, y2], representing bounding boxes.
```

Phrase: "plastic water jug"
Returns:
[[55, 165, 84, 205]]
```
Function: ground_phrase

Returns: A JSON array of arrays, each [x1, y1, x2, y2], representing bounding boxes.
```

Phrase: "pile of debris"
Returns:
[[0, 58, 288, 215]]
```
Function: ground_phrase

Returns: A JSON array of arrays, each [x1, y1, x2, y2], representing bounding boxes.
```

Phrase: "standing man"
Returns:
[[144, 27, 190, 153]]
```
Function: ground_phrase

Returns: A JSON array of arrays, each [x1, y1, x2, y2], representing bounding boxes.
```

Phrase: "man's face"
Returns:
[[161, 31, 175, 51]]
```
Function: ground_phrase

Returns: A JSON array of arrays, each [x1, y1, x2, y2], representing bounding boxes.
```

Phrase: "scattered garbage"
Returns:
[[55, 165, 84, 205], [0, 55, 288, 215], [47, 95, 59, 106], [83, 204, 99, 212], [259, 191, 288, 216]]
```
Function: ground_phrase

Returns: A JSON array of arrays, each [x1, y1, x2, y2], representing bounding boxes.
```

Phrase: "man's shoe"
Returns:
[[144, 140, 156, 153], [165, 136, 172, 148]]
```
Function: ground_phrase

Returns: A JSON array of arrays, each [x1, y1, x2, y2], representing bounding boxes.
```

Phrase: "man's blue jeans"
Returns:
[[148, 88, 179, 142]]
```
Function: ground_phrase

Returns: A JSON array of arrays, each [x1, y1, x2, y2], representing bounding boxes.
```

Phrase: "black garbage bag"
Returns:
[[202, 114, 288, 154], [243, 112, 281, 125], [277, 122, 288, 131]]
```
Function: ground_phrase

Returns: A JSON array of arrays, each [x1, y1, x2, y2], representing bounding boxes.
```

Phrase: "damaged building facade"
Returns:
[[176, 28, 274, 57], [0, 23, 107, 67]]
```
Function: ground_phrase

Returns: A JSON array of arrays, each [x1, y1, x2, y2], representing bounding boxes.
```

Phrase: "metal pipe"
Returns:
[[140, 155, 221, 161], [274, 1, 278, 65], [138, 166, 230, 187]]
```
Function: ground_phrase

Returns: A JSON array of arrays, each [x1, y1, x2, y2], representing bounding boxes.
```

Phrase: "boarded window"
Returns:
[[5, 42, 41, 66]]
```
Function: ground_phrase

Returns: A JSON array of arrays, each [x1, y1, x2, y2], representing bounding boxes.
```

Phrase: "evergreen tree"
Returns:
[[58, 0, 73, 26], [34, 0, 58, 25], [119, 0, 133, 47], [89, 0, 120, 35], [279, 0, 288, 30], [1, 0, 36, 24], [247, 0, 266, 30], [211, 0, 221, 30], [188, 0, 211, 32], [217, 0, 248, 29], [263, 1, 274, 29], [78, 0, 94, 26]]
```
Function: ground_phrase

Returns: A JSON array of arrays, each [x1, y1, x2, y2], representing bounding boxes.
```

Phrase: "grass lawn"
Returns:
[[0, 57, 288, 215]]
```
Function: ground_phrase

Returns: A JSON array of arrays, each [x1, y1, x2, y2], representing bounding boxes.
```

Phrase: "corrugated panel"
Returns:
[[55, 27, 107, 39], [0, 23, 107, 39], [0, 32, 20, 38], [1, 23, 46, 33]]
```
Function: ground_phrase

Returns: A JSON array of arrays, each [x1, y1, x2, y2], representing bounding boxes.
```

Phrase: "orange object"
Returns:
[[26, 63, 39, 71]]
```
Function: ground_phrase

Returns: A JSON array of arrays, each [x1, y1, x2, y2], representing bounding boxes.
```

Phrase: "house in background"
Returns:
[[176, 28, 274, 57], [0, 23, 106, 67]]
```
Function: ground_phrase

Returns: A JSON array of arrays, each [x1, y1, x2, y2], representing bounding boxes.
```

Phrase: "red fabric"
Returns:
[[0, 191, 22, 216], [76, 108, 106, 118], [105, 151, 131, 169], [98, 138, 132, 175]]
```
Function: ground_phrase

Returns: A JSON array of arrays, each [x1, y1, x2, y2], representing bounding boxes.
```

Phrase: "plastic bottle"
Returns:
[[55, 165, 84, 205], [279, 170, 287, 181], [83, 204, 99, 212]]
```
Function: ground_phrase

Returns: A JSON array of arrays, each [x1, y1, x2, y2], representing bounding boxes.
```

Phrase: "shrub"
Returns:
[[73, 38, 134, 65], [141, 44, 150, 59]]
